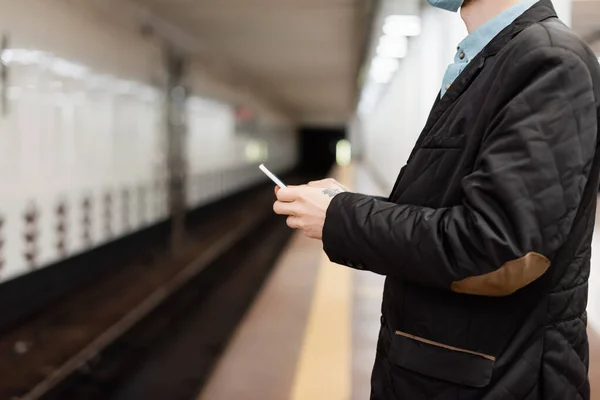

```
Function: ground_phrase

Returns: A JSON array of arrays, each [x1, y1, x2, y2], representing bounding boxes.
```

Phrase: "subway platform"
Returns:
[[197, 164, 600, 400]]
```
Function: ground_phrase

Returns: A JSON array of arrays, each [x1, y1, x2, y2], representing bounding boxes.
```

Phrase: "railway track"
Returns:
[[0, 177, 302, 400]]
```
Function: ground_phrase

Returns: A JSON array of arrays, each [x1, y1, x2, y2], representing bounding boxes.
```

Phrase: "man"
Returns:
[[273, 0, 600, 398]]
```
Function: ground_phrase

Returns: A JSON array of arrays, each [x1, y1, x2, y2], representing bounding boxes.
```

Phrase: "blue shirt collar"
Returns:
[[455, 0, 539, 63]]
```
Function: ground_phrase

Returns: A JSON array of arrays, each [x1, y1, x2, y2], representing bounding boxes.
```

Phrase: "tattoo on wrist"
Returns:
[[322, 188, 342, 198]]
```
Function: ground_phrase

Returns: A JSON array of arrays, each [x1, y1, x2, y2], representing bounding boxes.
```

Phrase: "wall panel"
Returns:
[[0, 0, 298, 283]]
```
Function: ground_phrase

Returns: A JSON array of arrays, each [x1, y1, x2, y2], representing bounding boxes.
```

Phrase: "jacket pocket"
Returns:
[[388, 330, 495, 388]]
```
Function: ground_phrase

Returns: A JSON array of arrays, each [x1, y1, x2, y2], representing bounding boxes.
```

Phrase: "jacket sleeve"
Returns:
[[322, 47, 598, 296], [372, 196, 389, 202]]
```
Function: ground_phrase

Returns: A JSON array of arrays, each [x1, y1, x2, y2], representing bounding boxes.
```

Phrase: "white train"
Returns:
[[0, 0, 298, 284]]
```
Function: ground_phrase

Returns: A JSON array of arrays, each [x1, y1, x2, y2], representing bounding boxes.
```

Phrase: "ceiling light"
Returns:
[[4, 49, 46, 65], [383, 15, 421, 37], [358, 83, 384, 116], [376, 35, 408, 59], [369, 56, 399, 83], [1, 49, 12, 64]]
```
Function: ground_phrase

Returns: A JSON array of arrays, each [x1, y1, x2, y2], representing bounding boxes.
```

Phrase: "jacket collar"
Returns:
[[481, 0, 557, 57], [457, 0, 539, 65], [413, 0, 558, 153]]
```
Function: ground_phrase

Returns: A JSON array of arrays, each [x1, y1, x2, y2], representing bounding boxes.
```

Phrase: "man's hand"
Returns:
[[273, 183, 345, 240], [306, 178, 349, 192]]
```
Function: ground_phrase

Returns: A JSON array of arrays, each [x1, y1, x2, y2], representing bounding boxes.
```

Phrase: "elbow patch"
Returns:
[[451, 252, 551, 297]]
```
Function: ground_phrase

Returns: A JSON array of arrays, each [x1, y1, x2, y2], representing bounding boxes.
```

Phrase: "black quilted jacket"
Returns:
[[322, 1, 600, 399]]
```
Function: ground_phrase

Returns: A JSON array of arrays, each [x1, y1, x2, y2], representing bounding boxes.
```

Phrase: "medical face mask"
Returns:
[[426, 0, 464, 12]]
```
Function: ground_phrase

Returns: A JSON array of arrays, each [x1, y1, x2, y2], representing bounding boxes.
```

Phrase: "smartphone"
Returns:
[[259, 164, 287, 188]]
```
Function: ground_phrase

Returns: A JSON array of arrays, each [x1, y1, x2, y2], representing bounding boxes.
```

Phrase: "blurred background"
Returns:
[[0, 0, 598, 399]]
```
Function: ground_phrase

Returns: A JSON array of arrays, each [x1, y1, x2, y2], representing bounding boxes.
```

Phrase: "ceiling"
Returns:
[[84, 0, 599, 126], [572, 0, 600, 54], [128, 0, 374, 126]]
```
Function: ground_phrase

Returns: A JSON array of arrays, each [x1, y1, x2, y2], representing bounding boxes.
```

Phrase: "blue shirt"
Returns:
[[440, 0, 539, 98]]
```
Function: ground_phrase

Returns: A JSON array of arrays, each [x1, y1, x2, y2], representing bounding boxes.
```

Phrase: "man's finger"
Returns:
[[276, 186, 303, 202], [274, 183, 301, 194], [273, 200, 298, 216], [286, 216, 302, 230]]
